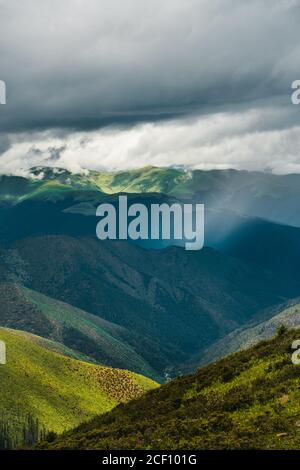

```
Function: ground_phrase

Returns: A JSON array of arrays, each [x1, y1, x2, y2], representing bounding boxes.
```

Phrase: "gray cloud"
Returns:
[[0, 135, 10, 154], [2, 102, 300, 176], [1, 0, 300, 132]]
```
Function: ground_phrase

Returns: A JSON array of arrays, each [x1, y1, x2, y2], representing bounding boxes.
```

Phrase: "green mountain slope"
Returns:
[[40, 329, 300, 450], [0, 282, 157, 380], [0, 327, 157, 448]]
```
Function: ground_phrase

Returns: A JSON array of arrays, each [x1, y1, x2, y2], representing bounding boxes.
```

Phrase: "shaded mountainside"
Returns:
[[0, 283, 157, 380], [0, 328, 157, 448], [0, 235, 291, 376], [39, 329, 300, 450], [2, 189, 300, 288], [189, 301, 300, 370], [211, 216, 300, 289]]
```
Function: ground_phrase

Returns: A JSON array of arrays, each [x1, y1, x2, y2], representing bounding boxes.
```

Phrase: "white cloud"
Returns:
[[2, 103, 300, 175]]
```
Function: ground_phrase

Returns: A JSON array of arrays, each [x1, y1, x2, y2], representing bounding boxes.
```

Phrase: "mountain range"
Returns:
[[4, 165, 300, 228], [0, 166, 300, 448]]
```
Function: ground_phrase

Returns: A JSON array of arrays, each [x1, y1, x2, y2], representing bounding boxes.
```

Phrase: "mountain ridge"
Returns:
[[0, 282, 158, 380], [3, 166, 300, 228]]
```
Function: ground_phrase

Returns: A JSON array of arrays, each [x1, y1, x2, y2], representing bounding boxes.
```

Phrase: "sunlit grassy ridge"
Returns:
[[0, 328, 158, 444], [0, 166, 189, 203], [88, 166, 189, 194], [0, 283, 157, 380], [40, 329, 300, 450]]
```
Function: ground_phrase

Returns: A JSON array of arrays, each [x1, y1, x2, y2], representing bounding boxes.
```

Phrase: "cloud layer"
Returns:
[[1, 0, 300, 173], [2, 102, 300, 176]]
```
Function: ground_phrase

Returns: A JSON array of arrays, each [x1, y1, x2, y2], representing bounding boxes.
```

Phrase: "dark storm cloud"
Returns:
[[1, 0, 300, 133]]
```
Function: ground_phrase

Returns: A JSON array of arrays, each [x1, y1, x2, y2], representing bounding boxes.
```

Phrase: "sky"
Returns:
[[1, 0, 300, 175]]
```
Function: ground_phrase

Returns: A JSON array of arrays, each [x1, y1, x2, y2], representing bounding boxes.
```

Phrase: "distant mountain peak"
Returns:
[[29, 166, 73, 180]]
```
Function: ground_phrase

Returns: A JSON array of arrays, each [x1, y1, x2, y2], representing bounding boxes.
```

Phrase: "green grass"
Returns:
[[40, 329, 300, 450], [89, 166, 188, 194], [0, 327, 158, 446]]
